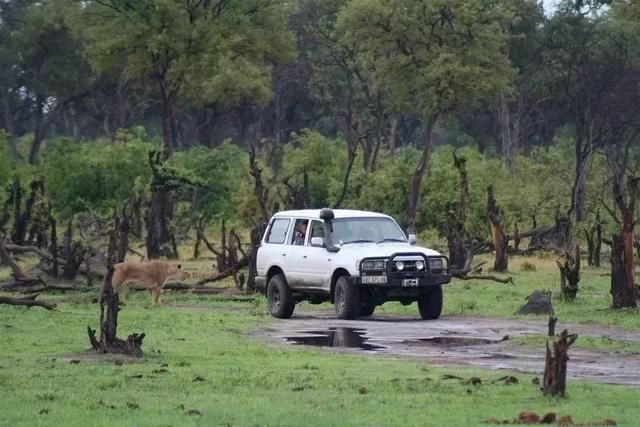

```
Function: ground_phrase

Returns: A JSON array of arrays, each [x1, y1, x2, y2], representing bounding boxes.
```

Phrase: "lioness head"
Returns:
[[167, 263, 183, 279]]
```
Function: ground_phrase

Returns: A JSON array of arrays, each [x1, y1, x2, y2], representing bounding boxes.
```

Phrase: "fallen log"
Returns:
[[0, 239, 29, 280], [3, 243, 67, 266], [0, 294, 57, 310], [0, 276, 47, 289], [451, 258, 514, 284], [453, 274, 514, 284], [194, 256, 249, 286]]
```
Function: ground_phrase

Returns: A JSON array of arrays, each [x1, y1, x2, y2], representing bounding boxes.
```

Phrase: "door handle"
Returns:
[[303, 255, 308, 259], [282, 253, 286, 257]]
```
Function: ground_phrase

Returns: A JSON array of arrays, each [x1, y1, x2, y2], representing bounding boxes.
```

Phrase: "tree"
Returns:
[[540, 0, 614, 222], [338, 0, 514, 233], [75, 0, 296, 257], [1, 1, 91, 164]]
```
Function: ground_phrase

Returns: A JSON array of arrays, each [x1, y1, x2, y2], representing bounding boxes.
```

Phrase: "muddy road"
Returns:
[[260, 310, 640, 386]]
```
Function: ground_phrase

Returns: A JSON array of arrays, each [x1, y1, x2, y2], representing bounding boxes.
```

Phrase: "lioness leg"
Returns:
[[152, 286, 162, 306]]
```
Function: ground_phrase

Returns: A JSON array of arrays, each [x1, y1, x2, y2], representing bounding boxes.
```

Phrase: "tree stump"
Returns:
[[556, 244, 580, 300], [88, 215, 144, 357], [543, 324, 577, 397], [247, 223, 267, 292]]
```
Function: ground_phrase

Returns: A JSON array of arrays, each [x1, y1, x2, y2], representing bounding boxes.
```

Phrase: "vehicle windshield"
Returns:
[[330, 217, 407, 245]]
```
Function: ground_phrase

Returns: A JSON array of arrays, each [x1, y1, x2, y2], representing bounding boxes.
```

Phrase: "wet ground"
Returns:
[[262, 310, 640, 386]]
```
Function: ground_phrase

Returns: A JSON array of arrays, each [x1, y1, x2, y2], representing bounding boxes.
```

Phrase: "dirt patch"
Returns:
[[262, 310, 640, 386]]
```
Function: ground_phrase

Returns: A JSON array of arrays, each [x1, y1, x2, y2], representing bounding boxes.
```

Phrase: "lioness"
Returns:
[[110, 261, 182, 306]]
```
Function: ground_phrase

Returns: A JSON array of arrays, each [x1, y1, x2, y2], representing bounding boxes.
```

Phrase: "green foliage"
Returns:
[[44, 132, 152, 218], [281, 130, 346, 208], [337, 0, 515, 118], [346, 148, 419, 225], [74, 0, 296, 107], [171, 142, 247, 220], [0, 131, 14, 193]]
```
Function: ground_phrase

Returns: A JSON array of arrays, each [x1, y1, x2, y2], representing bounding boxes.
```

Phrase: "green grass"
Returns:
[[2, 255, 640, 426], [1, 290, 640, 426], [512, 334, 640, 354]]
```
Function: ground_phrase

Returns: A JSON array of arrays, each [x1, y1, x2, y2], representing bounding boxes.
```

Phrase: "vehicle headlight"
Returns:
[[415, 260, 425, 271], [361, 260, 374, 270], [395, 261, 405, 271], [361, 260, 386, 270], [429, 258, 446, 269]]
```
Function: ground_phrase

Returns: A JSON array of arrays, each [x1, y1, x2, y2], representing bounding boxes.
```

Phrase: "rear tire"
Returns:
[[418, 286, 443, 320], [267, 274, 295, 319], [334, 276, 360, 320]]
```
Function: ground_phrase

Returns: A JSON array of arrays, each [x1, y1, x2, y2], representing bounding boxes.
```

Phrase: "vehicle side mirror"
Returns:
[[408, 234, 417, 245], [310, 237, 324, 247]]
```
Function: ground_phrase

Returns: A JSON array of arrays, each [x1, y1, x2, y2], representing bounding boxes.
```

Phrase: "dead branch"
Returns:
[[194, 256, 249, 286], [451, 257, 512, 283], [3, 243, 67, 266], [453, 274, 514, 284], [0, 239, 29, 280], [127, 247, 146, 261], [0, 294, 56, 310]]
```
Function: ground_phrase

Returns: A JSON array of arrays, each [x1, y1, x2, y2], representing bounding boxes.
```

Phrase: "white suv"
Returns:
[[255, 208, 450, 320]]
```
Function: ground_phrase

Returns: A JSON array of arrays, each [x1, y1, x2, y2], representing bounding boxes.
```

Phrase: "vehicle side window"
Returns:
[[266, 219, 290, 244], [308, 221, 324, 245], [291, 219, 309, 245]]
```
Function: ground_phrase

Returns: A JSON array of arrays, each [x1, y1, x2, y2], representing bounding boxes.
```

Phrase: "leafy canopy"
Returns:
[[74, 0, 296, 107], [337, 0, 515, 118]]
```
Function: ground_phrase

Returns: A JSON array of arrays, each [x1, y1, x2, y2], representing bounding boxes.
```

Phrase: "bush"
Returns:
[[520, 261, 537, 272]]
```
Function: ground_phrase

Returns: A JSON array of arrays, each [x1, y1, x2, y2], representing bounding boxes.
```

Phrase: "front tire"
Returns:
[[418, 286, 443, 320], [359, 302, 376, 317], [334, 276, 360, 320], [267, 274, 295, 319]]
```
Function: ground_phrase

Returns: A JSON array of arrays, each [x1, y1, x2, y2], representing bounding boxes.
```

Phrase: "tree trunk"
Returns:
[[594, 219, 602, 268], [248, 143, 270, 223], [28, 93, 46, 165], [447, 153, 469, 270], [49, 212, 58, 278], [498, 96, 516, 174], [610, 176, 638, 309], [247, 223, 267, 292], [89, 215, 143, 357], [487, 185, 508, 272], [12, 179, 44, 246], [406, 114, 438, 234], [543, 327, 577, 397], [556, 244, 580, 300], [145, 80, 177, 259], [2, 94, 19, 161], [571, 129, 590, 223], [334, 143, 357, 209], [146, 189, 176, 259]]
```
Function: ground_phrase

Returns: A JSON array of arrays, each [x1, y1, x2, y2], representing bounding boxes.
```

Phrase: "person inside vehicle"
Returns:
[[293, 220, 308, 245]]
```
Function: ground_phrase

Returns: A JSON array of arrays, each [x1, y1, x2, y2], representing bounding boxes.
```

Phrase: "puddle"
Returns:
[[285, 327, 383, 351], [404, 337, 498, 347]]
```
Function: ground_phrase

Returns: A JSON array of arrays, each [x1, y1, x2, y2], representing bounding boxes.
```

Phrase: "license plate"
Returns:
[[402, 278, 418, 287], [362, 275, 387, 284]]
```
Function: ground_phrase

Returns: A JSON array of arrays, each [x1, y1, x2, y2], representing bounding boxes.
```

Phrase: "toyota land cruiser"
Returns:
[[254, 208, 450, 320]]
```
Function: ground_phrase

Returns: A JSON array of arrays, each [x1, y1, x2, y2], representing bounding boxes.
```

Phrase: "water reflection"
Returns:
[[285, 327, 382, 351]]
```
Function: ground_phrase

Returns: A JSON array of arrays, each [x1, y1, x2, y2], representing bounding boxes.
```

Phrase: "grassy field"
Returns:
[[1, 255, 639, 426]]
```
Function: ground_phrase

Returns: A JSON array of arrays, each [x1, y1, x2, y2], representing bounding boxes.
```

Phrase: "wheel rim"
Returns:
[[336, 286, 345, 312], [271, 286, 281, 309]]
